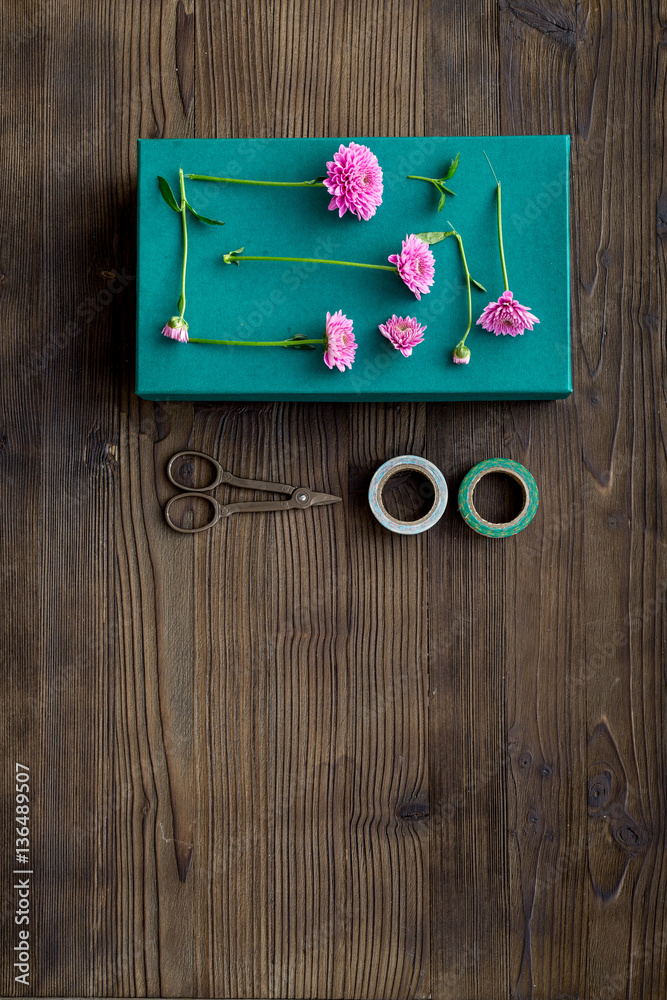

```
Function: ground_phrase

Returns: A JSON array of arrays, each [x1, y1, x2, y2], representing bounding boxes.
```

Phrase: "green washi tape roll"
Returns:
[[458, 458, 539, 537]]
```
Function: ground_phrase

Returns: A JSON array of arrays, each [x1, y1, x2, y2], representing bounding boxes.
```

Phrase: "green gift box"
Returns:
[[136, 135, 571, 401]]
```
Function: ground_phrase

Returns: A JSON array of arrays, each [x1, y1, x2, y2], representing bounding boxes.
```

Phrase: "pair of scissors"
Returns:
[[164, 451, 343, 533]]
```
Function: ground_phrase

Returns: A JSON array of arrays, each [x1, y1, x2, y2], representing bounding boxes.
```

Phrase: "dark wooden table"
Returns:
[[2, 2, 665, 997]]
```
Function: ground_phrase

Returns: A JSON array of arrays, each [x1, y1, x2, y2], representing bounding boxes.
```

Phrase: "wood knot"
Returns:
[[657, 195, 667, 239], [176, 0, 195, 116], [588, 768, 614, 812], [503, 0, 576, 48], [85, 428, 118, 472], [518, 749, 533, 768], [613, 821, 648, 852], [397, 802, 429, 821]]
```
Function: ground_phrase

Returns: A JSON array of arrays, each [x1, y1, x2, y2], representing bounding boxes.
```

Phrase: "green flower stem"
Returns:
[[177, 168, 188, 320], [496, 183, 509, 291], [234, 255, 397, 272], [453, 233, 473, 347], [189, 338, 324, 347], [446, 222, 484, 357], [407, 175, 455, 195], [483, 152, 509, 291], [186, 174, 325, 188]]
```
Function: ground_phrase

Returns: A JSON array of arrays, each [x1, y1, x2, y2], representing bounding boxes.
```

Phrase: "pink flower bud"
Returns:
[[161, 316, 189, 342], [452, 344, 471, 364]]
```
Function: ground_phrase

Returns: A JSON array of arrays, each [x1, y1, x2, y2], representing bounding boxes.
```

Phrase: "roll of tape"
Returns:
[[368, 455, 448, 534], [458, 458, 539, 537]]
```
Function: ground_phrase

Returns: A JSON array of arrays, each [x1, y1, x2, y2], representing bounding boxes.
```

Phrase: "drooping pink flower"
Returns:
[[388, 234, 435, 300], [323, 310, 357, 371], [379, 314, 426, 357], [452, 344, 471, 364], [161, 316, 189, 342], [476, 290, 539, 337], [323, 142, 384, 221]]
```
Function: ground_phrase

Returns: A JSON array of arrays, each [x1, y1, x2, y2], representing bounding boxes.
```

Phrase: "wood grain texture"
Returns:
[[1, 1, 666, 999], [192, 6, 429, 996], [425, 2, 667, 999]]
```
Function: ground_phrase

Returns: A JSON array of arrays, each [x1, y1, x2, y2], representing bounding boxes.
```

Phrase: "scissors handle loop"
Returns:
[[167, 451, 225, 491], [167, 451, 294, 495], [164, 492, 221, 533]]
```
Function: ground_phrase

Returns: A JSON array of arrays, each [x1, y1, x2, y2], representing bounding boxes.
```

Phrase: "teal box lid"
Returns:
[[136, 136, 571, 401]]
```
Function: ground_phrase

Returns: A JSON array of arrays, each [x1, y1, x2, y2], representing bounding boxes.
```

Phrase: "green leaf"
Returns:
[[471, 277, 487, 292], [158, 176, 180, 212], [185, 201, 225, 225], [223, 247, 245, 265], [442, 152, 460, 182], [415, 231, 455, 245], [285, 333, 317, 350], [437, 191, 446, 213]]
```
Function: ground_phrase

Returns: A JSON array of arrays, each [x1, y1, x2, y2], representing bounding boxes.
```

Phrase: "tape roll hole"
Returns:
[[380, 469, 437, 523], [471, 471, 528, 525]]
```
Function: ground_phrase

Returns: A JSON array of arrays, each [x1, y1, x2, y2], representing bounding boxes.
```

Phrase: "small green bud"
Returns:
[[168, 316, 188, 330], [452, 343, 471, 365]]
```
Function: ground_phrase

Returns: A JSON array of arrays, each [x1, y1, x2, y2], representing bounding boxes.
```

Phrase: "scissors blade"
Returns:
[[306, 491, 343, 507]]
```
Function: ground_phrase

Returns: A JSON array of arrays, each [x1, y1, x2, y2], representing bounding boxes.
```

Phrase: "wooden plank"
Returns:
[[426, 2, 667, 999], [571, 0, 667, 996], [345, 403, 430, 1000], [0, 3, 44, 997], [498, 0, 667, 996], [0, 0, 198, 995], [423, 4, 511, 998], [192, 3, 429, 996], [495, 6, 586, 1000], [113, 0, 197, 993]]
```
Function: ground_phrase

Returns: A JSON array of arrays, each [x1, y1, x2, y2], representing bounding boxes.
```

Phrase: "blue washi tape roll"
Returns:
[[368, 455, 448, 534], [458, 458, 539, 537]]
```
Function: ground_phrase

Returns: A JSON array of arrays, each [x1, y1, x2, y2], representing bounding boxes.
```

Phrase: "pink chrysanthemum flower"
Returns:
[[323, 142, 384, 221], [323, 310, 357, 371], [388, 234, 435, 300], [379, 314, 426, 357], [476, 290, 539, 337], [161, 316, 189, 342]]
